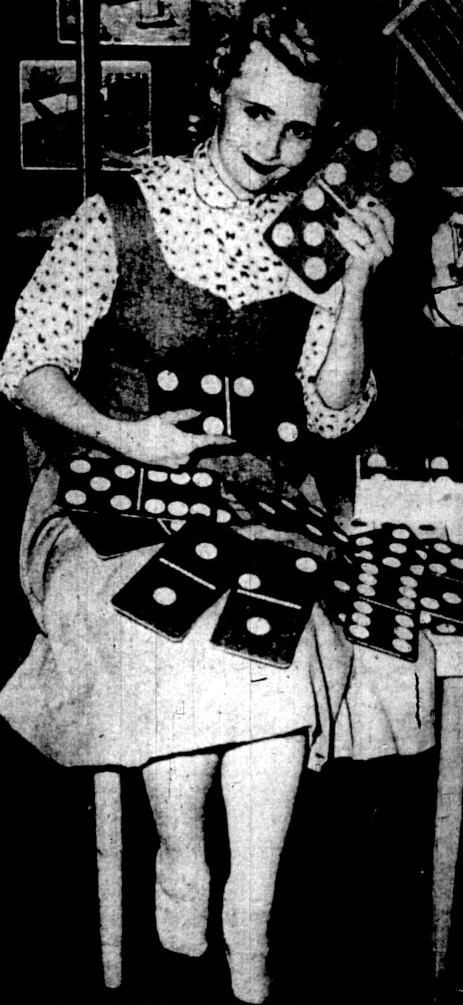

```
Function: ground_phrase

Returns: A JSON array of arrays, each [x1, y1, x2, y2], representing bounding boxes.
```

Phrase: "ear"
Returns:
[[210, 86, 222, 108]]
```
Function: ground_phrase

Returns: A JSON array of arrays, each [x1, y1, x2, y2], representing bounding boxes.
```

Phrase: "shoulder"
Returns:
[[131, 152, 194, 197]]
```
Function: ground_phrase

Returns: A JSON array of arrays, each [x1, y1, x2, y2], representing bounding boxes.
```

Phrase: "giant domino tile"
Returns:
[[151, 365, 309, 458], [265, 127, 415, 293], [58, 449, 233, 525], [61, 454, 462, 660]]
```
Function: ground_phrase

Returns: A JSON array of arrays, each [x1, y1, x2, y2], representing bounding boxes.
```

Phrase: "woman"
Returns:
[[0, 3, 432, 1003]]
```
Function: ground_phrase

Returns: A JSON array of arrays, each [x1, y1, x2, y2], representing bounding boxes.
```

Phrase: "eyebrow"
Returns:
[[239, 97, 315, 130]]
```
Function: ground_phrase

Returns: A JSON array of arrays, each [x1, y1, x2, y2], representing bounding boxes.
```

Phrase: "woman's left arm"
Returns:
[[315, 197, 394, 409]]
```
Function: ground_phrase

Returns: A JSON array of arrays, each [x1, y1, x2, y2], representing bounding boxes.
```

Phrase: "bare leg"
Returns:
[[143, 751, 218, 957], [221, 734, 306, 1004]]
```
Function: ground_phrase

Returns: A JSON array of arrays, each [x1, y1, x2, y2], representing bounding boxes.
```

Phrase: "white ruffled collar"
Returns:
[[192, 140, 291, 220]]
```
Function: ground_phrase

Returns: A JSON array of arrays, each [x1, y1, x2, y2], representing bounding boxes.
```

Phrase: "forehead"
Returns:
[[228, 40, 322, 124]]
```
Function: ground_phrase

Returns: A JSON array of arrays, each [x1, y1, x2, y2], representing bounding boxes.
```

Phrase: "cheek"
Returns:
[[220, 100, 250, 148]]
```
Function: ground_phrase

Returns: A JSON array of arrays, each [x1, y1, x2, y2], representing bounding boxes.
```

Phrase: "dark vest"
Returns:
[[77, 173, 315, 430]]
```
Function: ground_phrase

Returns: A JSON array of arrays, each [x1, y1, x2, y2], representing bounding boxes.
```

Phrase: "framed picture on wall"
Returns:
[[101, 60, 152, 167], [20, 60, 80, 170], [57, 0, 190, 45], [20, 59, 152, 170]]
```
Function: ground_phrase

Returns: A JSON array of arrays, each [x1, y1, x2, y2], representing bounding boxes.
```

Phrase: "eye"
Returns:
[[285, 123, 313, 142]]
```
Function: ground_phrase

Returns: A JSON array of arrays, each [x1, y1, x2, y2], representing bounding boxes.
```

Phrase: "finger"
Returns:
[[162, 408, 201, 423], [358, 195, 395, 244], [334, 215, 371, 257], [191, 434, 236, 450], [352, 208, 393, 258], [158, 454, 191, 469]]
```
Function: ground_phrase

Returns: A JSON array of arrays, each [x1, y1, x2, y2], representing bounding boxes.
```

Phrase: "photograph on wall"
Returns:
[[100, 60, 152, 168], [20, 59, 152, 170], [20, 60, 79, 170], [57, 0, 190, 45]]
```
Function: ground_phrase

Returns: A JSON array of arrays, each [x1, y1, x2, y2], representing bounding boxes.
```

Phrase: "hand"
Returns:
[[431, 212, 463, 289], [335, 195, 394, 293], [119, 408, 235, 468]]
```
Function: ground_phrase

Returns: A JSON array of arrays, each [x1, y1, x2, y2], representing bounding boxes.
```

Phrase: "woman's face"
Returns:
[[213, 40, 322, 198]]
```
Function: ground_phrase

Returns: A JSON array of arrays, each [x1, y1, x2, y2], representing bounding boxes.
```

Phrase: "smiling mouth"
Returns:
[[243, 153, 281, 175]]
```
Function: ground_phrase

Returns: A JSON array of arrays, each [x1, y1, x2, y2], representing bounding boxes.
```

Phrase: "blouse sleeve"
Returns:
[[296, 303, 376, 439], [0, 194, 118, 402]]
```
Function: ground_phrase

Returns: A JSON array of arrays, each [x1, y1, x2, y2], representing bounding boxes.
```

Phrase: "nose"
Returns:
[[256, 123, 282, 163]]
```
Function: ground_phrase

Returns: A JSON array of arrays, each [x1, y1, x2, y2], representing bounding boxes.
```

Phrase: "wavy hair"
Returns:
[[188, 1, 333, 147]]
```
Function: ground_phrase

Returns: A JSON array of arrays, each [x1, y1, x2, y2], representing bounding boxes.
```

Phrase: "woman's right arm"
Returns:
[[3, 194, 233, 467], [18, 366, 231, 468]]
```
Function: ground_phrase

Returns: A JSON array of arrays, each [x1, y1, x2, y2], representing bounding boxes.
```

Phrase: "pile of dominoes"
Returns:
[[327, 522, 463, 663], [59, 464, 462, 667]]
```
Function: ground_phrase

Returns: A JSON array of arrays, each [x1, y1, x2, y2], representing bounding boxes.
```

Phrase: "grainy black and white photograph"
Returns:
[[1, 2, 463, 1004], [57, 0, 191, 45]]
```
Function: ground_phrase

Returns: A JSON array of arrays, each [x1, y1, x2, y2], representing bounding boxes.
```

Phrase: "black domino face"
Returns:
[[359, 447, 463, 482], [424, 540, 463, 585], [428, 450, 463, 483], [152, 366, 260, 441], [417, 539, 463, 634], [340, 523, 426, 661], [351, 525, 427, 612], [211, 540, 321, 667], [111, 520, 241, 640], [59, 451, 231, 525], [419, 611, 463, 637], [345, 599, 419, 661], [59, 452, 142, 515], [264, 127, 415, 293], [71, 512, 166, 558], [210, 591, 310, 668], [265, 182, 348, 293], [231, 539, 323, 609], [323, 552, 356, 624], [225, 483, 345, 549], [419, 578, 463, 626], [139, 467, 225, 522], [360, 447, 429, 481], [152, 365, 312, 461]]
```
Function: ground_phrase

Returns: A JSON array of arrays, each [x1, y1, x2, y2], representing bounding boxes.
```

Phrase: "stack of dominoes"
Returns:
[[326, 523, 428, 661]]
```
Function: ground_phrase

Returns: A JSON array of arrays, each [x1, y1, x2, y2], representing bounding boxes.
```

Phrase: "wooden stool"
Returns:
[[95, 771, 123, 988], [433, 643, 463, 986]]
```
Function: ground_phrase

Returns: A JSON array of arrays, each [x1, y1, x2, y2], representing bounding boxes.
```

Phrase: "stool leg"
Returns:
[[433, 678, 463, 981], [94, 771, 123, 989]]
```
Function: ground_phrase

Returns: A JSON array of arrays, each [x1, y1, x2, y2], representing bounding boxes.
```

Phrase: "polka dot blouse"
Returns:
[[0, 141, 375, 438]]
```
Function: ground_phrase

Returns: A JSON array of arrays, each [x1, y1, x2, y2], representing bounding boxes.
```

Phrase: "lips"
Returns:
[[242, 153, 280, 175]]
